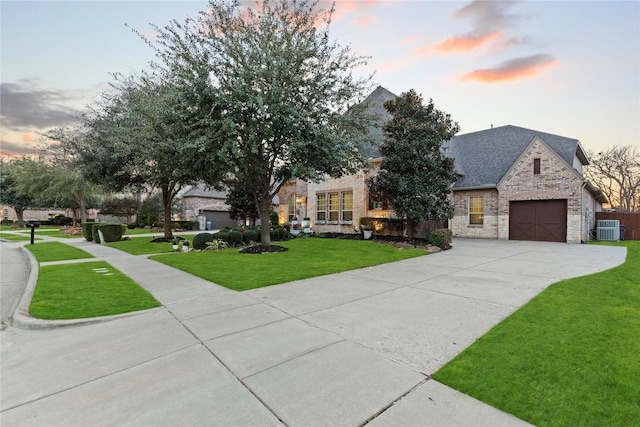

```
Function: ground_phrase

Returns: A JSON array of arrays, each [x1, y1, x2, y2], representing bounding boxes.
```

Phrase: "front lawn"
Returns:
[[433, 241, 639, 427], [106, 234, 197, 255], [30, 261, 160, 320], [26, 241, 94, 262], [151, 238, 427, 291]]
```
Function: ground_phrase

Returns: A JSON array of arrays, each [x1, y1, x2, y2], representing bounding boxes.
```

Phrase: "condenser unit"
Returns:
[[596, 220, 620, 241]]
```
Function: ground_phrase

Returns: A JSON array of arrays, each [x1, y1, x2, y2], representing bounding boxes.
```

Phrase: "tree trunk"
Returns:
[[259, 198, 272, 247], [161, 185, 173, 240], [15, 207, 25, 228]]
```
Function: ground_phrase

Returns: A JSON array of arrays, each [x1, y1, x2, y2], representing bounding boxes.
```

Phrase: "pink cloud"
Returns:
[[402, 35, 418, 45], [378, 58, 410, 73], [461, 54, 557, 83], [425, 31, 502, 54]]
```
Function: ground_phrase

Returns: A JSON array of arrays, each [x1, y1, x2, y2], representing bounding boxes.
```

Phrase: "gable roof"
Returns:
[[444, 125, 588, 189], [181, 183, 228, 199], [359, 85, 396, 159]]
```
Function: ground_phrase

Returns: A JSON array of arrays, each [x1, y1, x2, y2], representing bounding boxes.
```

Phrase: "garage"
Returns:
[[201, 210, 240, 231], [509, 200, 567, 242]]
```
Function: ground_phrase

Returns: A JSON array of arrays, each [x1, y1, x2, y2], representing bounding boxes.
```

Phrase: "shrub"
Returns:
[[193, 233, 214, 250], [82, 222, 94, 241], [1, 219, 13, 225], [243, 230, 259, 243], [228, 230, 243, 245], [205, 239, 229, 251], [52, 215, 73, 226], [269, 210, 279, 226], [91, 223, 125, 243], [358, 217, 404, 236], [126, 223, 137, 229], [212, 231, 229, 242], [428, 228, 452, 250]]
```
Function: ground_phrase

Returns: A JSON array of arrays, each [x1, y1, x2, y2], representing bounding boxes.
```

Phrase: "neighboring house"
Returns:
[[276, 86, 606, 243], [181, 184, 240, 230], [444, 125, 606, 243]]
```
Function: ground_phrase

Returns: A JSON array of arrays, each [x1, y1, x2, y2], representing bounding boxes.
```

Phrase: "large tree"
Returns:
[[585, 145, 640, 212], [150, 0, 374, 246], [368, 89, 459, 236], [62, 72, 220, 239], [0, 157, 37, 227]]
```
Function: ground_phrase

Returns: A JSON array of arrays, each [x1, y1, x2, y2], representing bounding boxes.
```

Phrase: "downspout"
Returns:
[[580, 181, 585, 243]]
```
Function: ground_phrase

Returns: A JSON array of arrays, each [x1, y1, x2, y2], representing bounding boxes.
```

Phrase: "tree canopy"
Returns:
[[0, 158, 37, 227], [148, 0, 374, 245], [585, 145, 640, 212], [368, 89, 459, 235]]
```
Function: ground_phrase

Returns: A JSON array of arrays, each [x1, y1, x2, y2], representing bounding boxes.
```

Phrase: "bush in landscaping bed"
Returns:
[[228, 230, 243, 245], [193, 232, 214, 250], [52, 215, 73, 226], [212, 231, 229, 242], [82, 222, 94, 241], [427, 228, 452, 250], [242, 230, 259, 243], [91, 223, 125, 243]]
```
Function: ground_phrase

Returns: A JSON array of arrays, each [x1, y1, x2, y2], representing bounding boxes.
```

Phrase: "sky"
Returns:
[[1, 0, 639, 158]]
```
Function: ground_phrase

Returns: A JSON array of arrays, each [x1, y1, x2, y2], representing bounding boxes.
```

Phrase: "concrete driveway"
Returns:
[[0, 238, 626, 426]]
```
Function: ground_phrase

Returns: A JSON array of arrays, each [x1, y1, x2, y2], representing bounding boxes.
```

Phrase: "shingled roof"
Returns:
[[358, 85, 396, 159], [444, 125, 589, 190]]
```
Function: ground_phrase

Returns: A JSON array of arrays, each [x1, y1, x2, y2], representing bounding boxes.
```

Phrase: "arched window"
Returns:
[[288, 194, 296, 222]]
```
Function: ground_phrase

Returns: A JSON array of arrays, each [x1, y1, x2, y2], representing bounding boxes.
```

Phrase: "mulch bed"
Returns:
[[239, 245, 289, 254]]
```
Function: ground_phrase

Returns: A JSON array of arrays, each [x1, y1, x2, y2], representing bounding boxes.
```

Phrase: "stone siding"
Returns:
[[497, 136, 584, 242], [277, 180, 309, 225], [183, 196, 229, 220], [451, 189, 499, 238]]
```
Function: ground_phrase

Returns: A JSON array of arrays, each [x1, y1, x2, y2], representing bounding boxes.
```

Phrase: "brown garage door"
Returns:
[[509, 200, 567, 242]]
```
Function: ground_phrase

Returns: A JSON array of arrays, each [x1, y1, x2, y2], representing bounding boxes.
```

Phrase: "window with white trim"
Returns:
[[341, 191, 353, 221], [469, 195, 484, 226], [328, 193, 339, 221], [316, 190, 353, 223], [287, 195, 296, 222], [316, 193, 326, 221]]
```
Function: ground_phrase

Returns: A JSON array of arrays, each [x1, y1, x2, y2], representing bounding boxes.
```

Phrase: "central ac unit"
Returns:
[[596, 220, 620, 241]]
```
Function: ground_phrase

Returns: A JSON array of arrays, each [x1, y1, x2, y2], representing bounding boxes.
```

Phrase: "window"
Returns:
[[341, 191, 353, 221], [316, 194, 326, 221], [317, 190, 353, 222], [328, 193, 340, 221], [469, 195, 484, 226], [534, 158, 541, 175], [287, 195, 296, 222]]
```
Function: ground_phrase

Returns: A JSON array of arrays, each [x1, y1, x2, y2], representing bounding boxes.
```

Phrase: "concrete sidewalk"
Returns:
[[0, 237, 627, 426]]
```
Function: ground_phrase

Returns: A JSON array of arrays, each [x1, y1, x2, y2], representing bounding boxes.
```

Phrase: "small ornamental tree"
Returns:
[[226, 184, 260, 226], [368, 89, 459, 236], [0, 158, 36, 227]]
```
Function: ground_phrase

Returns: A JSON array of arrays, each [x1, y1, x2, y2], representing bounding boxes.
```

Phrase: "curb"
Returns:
[[9, 245, 163, 330]]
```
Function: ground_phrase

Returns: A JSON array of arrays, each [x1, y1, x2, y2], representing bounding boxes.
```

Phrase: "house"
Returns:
[[276, 87, 606, 243], [444, 125, 607, 243], [181, 184, 240, 230], [276, 85, 396, 233]]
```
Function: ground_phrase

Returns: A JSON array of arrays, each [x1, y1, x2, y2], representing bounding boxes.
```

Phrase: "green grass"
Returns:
[[0, 232, 38, 241], [29, 261, 160, 320], [433, 241, 639, 427], [105, 234, 197, 255], [25, 241, 94, 263], [150, 238, 427, 291]]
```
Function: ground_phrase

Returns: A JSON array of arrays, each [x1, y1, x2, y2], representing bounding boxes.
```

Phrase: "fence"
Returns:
[[595, 212, 640, 240]]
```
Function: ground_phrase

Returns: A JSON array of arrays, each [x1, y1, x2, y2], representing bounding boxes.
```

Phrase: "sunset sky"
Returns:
[[1, 0, 638, 157]]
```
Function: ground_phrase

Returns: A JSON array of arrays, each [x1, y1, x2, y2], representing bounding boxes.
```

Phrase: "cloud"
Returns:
[[0, 79, 81, 130], [0, 139, 38, 157], [351, 13, 377, 27], [424, 0, 523, 55], [422, 31, 502, 54], [461, 54, 557, 82]]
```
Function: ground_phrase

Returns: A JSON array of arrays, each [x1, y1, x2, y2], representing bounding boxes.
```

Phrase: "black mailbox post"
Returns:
[[26, 222, 39, 245]]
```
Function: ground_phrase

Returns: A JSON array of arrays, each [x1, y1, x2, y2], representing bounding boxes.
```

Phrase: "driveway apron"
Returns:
[[0, 237, 626, 426]]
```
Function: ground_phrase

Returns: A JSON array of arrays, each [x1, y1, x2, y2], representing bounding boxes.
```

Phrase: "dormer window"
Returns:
[[534, 158, 541, 175]]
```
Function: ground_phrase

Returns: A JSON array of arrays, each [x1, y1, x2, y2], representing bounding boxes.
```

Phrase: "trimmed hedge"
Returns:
[[82, 223, 94, 241], [91, 223, 125, 243], [228, 230, 243, 245], [193, 233, 214, 250]]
